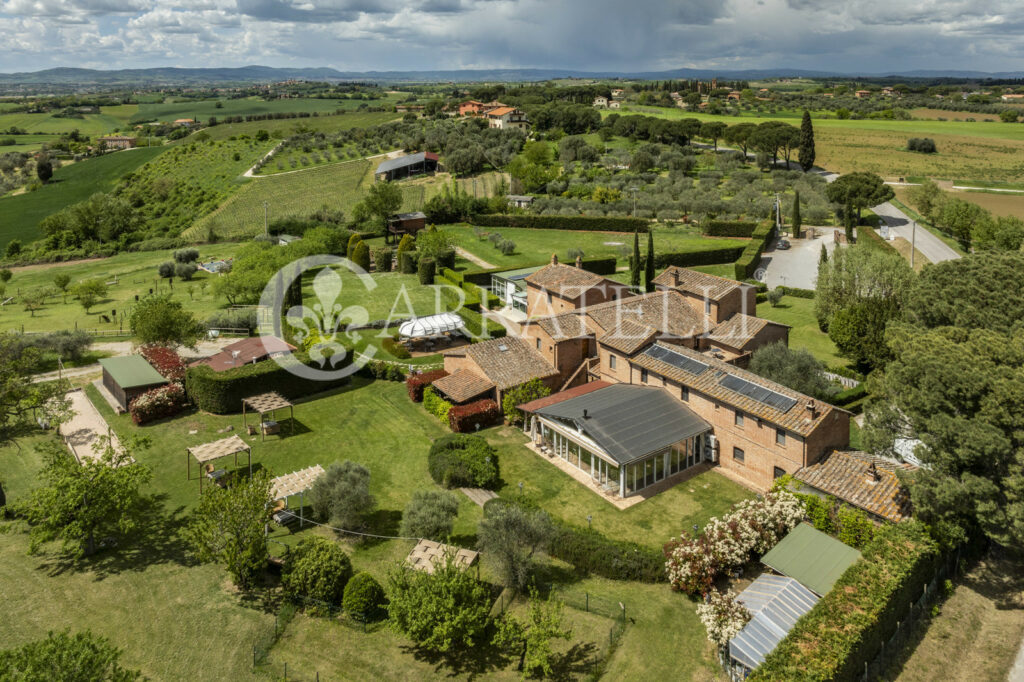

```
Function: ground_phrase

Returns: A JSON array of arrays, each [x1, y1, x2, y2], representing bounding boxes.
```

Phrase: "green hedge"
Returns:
[[578, 256, 617, 275], [705, 220, 758, 238], [780, 286, 815, 299], [858, 223, 896, 252], [750, 521, 941, 682], [831, 383, 867, 407], [185, 352, 350, 414], [428, 433, 500, 489], [655, 246, 745, 269], [470, 214, 649, 232], [459, 307, 506, 340], [734, 221, 776, 280], [399, 250, 419, 274]]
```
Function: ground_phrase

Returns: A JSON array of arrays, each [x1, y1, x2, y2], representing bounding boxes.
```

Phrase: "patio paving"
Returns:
[[58, 388, 126, 464]]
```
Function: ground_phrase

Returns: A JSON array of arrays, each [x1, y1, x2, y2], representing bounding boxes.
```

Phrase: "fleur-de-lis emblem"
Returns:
[[285, 268, 368, 367]]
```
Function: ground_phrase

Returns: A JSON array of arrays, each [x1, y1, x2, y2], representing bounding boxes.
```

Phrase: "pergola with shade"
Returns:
[[269, 464, 325, 528], [242, 391, 295, 441], [397, 313, 467, 353], [187, 434, 252, 493], [406, 539, 479, 575]]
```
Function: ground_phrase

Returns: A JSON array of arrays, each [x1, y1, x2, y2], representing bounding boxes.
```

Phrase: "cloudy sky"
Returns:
[[1, 0, 1023, 74]]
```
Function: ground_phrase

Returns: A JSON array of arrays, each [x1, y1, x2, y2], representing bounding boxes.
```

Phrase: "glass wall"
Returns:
[[623, 435, 704, 496], [539, 422, 618, 491]]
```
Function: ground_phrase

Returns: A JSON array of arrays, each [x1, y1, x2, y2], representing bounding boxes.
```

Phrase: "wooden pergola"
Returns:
[[187, 434, 252, 493], [269, 464, 326, 528], [406, 539, 479, 575], [242, 391, 295, 441]]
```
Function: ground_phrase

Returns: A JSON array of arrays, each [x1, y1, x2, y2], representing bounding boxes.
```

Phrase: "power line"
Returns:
[[274, 510, 423, 542]]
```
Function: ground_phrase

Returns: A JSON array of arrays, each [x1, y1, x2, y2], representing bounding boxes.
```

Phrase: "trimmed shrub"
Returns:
[[578, 256, 616, 275], [549, 520, 665, 582], [382, 336, 411, 359], [422, 386, 452, 423], [831, 383, 867, 406], [449, 399, 502, 432], [399, 249, 418, 274], [436, 249, 456, 271], [734, 221, 776, 280], [359, 359, 406, 382], [373, 247, 392, 273], [352, 241, 371, 271], [185, 352, 350, 414], [343, 571, 386, 622], [282, 536, 353, 614], [459, 307, 506, 340], [346, 233, 362, 259], [406, 369, 448, 402], [779, 286, 815, 299], [427, 433, 499, 489], [129, 383, 187, 425], [417, 257, 436, 285], [471, 214, 649, 232], [655, 246, 745, 269], [705, 220, 757, 238]]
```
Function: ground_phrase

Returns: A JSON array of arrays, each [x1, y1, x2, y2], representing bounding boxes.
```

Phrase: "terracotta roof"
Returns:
[[630, 342, 844, 436], [525, 263, 610, 299], [795, 450, 915, 523], [485, 106, 517, 117], [598, 319, 658, 355], [532, 312, 590, 341], [190, 336, 295, 372], [516, 380, 611, 412], [454, 337, 558, 390], [652, 266, 747, 300], [706, 314, 782, 350], [587, 291, 711, 341], [431, 370, 495, 403]]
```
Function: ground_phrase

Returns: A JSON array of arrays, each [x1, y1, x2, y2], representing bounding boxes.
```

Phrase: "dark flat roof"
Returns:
[[525, 384, 710, 465], [375, 151, 438, 175], [99, 355, 167, 389]]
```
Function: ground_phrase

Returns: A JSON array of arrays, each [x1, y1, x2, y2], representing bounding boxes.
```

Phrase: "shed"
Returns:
[[506, 194, 534, 209], [728, 574, 820, 675], [99, 356, 168, 411], [760, 522, 862, 596], [374, 152, 439, 182], [387, 211, 427, 241]]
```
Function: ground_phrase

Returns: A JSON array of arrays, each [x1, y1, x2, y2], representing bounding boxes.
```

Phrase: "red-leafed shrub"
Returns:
[[139, 344, 187, 382], [448, 399, 502, 433], [129, 383, 187, 424], [406, 370, 448, 402]]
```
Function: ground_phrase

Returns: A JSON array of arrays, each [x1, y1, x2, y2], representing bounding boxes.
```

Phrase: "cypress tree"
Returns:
[[644, 229, 655, 292], [791, 191, 802, 239], [844, 201, 855, 243], [630, 229, 641, 289], [798, 110, 816, 172], [819, 242, 828, 265]]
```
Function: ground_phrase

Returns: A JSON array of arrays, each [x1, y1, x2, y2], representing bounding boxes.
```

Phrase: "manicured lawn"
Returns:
[[450, 224, 747, 272], [757, 296, 845, 368], [0, 146, 166, 249], [0, 244, 242, 334], [301, 266, 455, 323]]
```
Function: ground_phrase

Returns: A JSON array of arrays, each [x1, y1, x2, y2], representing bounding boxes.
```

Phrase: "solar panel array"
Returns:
[[719, 374, 798, 412], [645, 345, 710, 376]]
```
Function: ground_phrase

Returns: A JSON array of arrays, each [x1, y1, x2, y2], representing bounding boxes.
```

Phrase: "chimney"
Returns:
[[806, 399, 817, 419], [672, 268, 680, 287], [551, 253, 559, 265], [866, 461, 881, 484], [582, 409, 589, 419], [575, 254, 583, 269]]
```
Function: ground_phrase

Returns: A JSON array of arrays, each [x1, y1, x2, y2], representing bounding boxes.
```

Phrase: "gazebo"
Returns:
[[187, 434, 252, 493], [242, 391, 295, 441], [397, 313, 466, 353], [406, 539, 479, 574], [269, 464, 325, 528]]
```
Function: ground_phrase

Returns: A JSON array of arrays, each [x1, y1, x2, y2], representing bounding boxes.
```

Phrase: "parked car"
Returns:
[[776, 239, 791, 250]]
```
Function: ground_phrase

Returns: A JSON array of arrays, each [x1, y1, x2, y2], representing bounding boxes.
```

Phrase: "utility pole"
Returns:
[[911, 220, 917, 269], [263, 201, 269, 238], [630, 187, 638, 217]]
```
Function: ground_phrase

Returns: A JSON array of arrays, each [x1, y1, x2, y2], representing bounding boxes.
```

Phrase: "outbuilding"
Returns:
[[374, 152, 439, 182], [99, 355, 168, 412]]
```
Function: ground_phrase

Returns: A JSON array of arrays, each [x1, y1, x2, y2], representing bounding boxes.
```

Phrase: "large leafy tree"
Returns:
[[387, 551, 491, 653], [824, 172, 894, 221], [400, 490, 459, 541], [502, 378, 552, 426], [477, 503, 552, 590], [362, 180, 403, 231], [281, 536, 353, 612], [0, 630, 142, 681], [748, 342, 836, 401], [0, 334, 71, 446], [493, 589, 572, 678], [798, 110, 815, 171], [129, 294, 205, 349], [309, 460, 375, 531], [185, 471, 273, 588], [936, 196, 987, 250], [18, 437, 151, 557]]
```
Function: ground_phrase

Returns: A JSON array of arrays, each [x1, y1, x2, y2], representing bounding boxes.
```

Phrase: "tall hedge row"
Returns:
[[705, 220, 758, 238], [734, 221, 776, 280], [459, 256, 618, 287], [654, 246, 746, 269], [470, 214, 649, 233], [185, 352, 350, 414], [750, 521, 941, 682]]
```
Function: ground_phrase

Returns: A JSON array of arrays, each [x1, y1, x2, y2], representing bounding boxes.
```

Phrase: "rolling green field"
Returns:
[[0, 104, 138, 136], [0, 377, 747, 680], [450, 224, 747, 270], [0, 146, 167, 250], [132, 95, 402, 124], [198, 110, 399, 141], [0, 244, 241, 333], [0, 133, 65, 152]]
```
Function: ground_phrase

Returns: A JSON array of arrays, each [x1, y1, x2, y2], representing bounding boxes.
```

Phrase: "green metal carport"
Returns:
[[760, 522, 862, 596]]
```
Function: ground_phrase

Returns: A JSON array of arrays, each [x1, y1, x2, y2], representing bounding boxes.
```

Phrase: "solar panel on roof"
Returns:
[[645, 345, 710, 376], [719, 374, 798, 412]]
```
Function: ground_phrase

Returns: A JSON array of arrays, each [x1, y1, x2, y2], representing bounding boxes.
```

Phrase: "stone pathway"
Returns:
[[454, 246, 496, 270], [459, 488, 498, 507], [58, 388, 125, 464]]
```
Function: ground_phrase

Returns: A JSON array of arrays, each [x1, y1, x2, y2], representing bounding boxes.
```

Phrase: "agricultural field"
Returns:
[[449, 224, 747, 271], [0, 378, 748, 680], [0, 243, 241, 334], [0, 146, 167, 250], [0, 104, 138, 136], [130, 96, 394, 125], [0, 132, 66, 152], [908, 108, 1001, 122], [198, 110, 399, 142]]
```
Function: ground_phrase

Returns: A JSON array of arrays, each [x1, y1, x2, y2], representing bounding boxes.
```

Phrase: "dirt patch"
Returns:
[[9, 256, 109, 273], [910, 108, 1000, 122]]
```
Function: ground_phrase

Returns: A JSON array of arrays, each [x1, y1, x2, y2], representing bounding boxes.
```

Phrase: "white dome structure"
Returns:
[[397, 312, 466, 339]]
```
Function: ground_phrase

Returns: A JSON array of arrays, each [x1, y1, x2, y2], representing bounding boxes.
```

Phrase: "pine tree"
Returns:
[[798, 110, 816, 172], [630, 229, 641, 289], [644, 228, 655, 292], [791, 191, 802, 239]]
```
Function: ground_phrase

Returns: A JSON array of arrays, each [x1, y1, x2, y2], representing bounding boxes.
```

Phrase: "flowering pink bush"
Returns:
[[129, 383, 187, 424], [697, 589, 752, 647], [664, 490, 803, 595]]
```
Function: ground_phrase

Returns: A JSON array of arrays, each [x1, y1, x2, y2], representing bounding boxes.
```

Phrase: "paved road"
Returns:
[[760, 228, 840, 290], [870, 202, 961, 263]]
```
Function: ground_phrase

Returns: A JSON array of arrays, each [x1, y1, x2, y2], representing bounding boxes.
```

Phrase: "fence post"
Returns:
[[253, 645, 256, 667], [586, 592, 589, 613], [283, 662, 287, 681]]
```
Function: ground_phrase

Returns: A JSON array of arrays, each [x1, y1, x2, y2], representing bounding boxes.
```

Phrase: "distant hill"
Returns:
[[2, 65, 1023, 86]]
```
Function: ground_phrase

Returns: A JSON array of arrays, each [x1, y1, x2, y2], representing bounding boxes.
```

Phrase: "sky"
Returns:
[[1, 0, 1023, 74]]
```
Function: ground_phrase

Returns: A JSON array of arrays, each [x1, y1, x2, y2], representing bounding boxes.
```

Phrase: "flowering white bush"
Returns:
[[697, 589, 752, 647], [665, 490, 804, 595]]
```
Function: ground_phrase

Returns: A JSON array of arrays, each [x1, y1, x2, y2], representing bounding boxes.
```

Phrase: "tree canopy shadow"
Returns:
[[400, 639, 511, 679]]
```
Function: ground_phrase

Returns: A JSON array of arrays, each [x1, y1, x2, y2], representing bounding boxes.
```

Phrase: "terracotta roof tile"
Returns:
[[525, 263, 610, 299], [463, 337, 558, 390], [516, 380, 611, 412], [795, 450, 915, 523], [706, 314, 778, 350], [652, 266, 748, 300], [598, 320, 658, 355], [587, 291, 712, 340], [431, 370, 495, 403], [533, 312, 590, 341]]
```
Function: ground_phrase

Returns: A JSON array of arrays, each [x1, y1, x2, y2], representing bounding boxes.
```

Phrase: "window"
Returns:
[[546, 292, 552, 304], [681, 386, 689, 402], [773, 466, 787, 479], [776, 428, 786, 445], [734, 411, 744, 427], [535, 337, 541, 350], [705, 299, 712, 315], [733, 447, 745, 464], [609, 354, 617, 370], [640, 369, 649, 384]]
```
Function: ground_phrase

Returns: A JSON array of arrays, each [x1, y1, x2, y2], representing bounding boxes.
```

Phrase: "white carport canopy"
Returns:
[[398, 312, 466, 339]]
